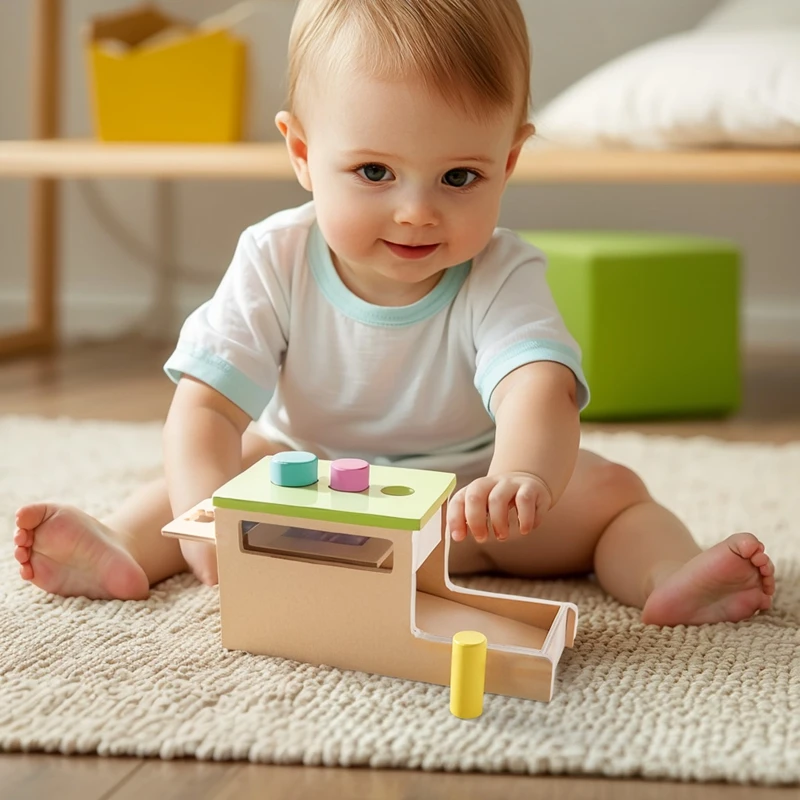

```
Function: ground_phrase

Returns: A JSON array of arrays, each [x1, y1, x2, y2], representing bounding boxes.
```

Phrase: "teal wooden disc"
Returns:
[[269, 451, 319, 487]]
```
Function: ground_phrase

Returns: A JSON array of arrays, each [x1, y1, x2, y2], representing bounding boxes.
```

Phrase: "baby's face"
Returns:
[[297, 70, 524, 303]]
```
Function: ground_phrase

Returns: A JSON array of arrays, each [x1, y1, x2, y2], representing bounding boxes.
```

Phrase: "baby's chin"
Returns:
[[377, 261, 447, 282]]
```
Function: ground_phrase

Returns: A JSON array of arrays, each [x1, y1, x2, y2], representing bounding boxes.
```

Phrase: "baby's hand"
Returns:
[[447, 472, 552, 543]]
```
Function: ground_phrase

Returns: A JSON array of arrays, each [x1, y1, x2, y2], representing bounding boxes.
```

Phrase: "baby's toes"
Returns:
[[16, 505, 40, 529], [758, 554, 775, 576], [730, 532, 762, 560], [14, 544, 31, 565], [13, 528, 32, 547], [752, 551, 776, 594]]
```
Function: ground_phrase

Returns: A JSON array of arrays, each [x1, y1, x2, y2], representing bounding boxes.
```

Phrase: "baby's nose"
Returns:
[[393, 194, 439, 227]]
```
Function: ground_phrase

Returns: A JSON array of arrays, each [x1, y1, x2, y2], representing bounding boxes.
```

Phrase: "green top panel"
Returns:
[[519, 231, 738, 259], [213, 457, 457, 530]]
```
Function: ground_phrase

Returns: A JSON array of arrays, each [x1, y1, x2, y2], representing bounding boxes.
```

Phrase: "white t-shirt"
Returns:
[[164, 201, 589, 481]]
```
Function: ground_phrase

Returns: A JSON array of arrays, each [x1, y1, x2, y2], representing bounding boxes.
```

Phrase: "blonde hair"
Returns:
[[286, 0, 532, 129]]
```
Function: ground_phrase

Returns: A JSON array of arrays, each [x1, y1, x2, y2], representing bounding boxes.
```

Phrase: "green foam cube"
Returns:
[[518, 231, 741, 420]]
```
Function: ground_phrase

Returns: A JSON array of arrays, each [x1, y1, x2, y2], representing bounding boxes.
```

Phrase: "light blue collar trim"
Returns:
[[308, 223, 470, 327]]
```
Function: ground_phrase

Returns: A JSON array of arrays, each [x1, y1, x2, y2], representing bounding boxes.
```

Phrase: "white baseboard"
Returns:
[[743, 302, 800, 348], [1, 290, 799, 348]]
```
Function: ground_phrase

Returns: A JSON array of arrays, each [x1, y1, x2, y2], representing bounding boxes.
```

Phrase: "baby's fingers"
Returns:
[[514, 483, 540, 535], [488, 483, 517, 541], [447, 490, 468, 542], [465, 485, 492, 543]]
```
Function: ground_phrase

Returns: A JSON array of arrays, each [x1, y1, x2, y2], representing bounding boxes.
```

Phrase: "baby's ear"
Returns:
[[520, 121, 536, 142], [275, 111, 313, 192], [504, 122, 536, 179]]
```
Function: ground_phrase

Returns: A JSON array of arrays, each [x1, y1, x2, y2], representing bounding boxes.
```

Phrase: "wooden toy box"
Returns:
[[163, 456, 577, 702]]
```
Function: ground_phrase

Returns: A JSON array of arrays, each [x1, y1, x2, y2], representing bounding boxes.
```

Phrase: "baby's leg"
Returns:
[[474, 450, 775, 626], [13, 431, 282, 600]]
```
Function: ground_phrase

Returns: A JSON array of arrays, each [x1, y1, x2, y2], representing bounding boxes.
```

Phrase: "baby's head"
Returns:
[[276, 0, 535, 301], [286, 0, 532, 133]]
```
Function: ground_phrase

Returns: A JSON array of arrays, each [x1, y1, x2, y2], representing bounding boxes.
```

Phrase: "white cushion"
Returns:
[[698, 0, 800, 32], [533, 28, 800, 149]]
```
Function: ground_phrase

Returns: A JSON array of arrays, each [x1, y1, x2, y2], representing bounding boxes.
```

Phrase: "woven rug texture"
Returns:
[[0, 417, 798, 784]]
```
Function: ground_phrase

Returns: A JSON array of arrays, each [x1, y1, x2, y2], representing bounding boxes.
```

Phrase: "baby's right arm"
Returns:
[[163, 376, 251, 525]]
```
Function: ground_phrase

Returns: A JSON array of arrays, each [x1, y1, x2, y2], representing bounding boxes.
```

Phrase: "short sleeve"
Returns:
[[471, 240, 590, 416], [163, 228, 289, 419]]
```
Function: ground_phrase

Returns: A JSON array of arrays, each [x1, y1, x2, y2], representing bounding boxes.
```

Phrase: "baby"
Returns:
[[14, 0, 774, 626]]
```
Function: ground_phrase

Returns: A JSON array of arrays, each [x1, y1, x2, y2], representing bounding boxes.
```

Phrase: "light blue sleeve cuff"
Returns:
[[163, 347, 272, 420], [476, 340, 591, 418]]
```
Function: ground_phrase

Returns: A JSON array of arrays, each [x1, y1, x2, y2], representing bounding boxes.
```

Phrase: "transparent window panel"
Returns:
[[241, 520, 394, 572]]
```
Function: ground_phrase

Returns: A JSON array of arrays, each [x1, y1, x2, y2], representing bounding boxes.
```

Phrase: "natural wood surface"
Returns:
[[0, 337, 798, 798], [31, 0, 60, 142], [1, 755, 798, 799], [0, 328, 50, 359], [8, 0, 63, 360], [1, 140, 800, 182], [29, 179, 59, 348]]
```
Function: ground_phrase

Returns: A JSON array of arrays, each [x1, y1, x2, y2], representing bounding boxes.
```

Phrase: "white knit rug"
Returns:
[[1, 417, 798, 785]]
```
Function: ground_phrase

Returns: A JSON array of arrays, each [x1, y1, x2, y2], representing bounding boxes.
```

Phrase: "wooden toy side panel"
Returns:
[[412, 512, 442, 572], [542, 605, 568, 665], [416, 536, 562, 633], [214, 507, 424, 674], [566, 606, 578, 648], [486, 648, 555, 702], [161, 498, 216, 543]]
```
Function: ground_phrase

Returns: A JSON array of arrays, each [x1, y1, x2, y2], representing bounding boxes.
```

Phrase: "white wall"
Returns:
[[1, 0, 798, 345]]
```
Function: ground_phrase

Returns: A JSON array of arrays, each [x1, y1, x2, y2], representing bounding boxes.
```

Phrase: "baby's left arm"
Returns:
[[448, 361, 580, 543]]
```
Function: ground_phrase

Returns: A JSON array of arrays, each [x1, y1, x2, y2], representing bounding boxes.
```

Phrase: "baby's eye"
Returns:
[[443, 168, 479, 188], [357, 164, 394, 182]]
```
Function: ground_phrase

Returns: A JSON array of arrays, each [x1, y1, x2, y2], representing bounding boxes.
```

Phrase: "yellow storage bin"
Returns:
[[86, 4, 247, 142]]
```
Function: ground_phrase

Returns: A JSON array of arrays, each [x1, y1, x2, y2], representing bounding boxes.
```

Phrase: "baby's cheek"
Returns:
[[465, 215, 498, 254], [444, 213, 492, 266], [319, 207, 367, 255]]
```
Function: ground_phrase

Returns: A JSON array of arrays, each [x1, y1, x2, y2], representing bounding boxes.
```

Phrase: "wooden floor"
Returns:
[[1, 336, 799, 800]]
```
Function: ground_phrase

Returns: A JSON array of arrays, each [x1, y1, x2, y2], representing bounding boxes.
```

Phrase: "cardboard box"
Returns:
[[86, 4, 247, 142]]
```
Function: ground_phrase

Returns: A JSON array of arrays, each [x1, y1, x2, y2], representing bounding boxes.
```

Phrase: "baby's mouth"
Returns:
[[383, 240, 441, 260]]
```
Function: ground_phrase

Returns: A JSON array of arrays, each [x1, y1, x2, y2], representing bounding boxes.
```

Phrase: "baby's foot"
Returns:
[[13, 504, 149, 600], [641, 533, 775, 626]]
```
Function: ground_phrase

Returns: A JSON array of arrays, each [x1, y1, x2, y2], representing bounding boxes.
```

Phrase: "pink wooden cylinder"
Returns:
[[329, 458, 370, 493]]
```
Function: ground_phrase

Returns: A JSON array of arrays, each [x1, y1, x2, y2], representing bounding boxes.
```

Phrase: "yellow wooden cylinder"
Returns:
[[449, 630, 487, 719]]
